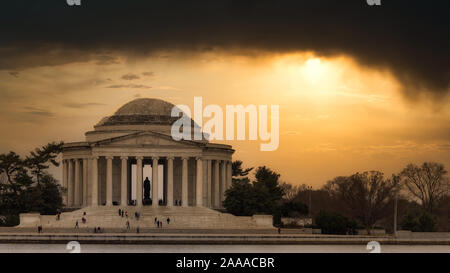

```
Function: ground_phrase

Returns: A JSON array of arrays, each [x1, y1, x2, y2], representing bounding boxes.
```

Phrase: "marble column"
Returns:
[[220, 160, 227, 207], [74, 159, 81, 206], [213, 160, 220, 208], [136, 156, 143, 207], [67, 160, 74, 206], [167, 157, 174, 207], [196, 157, 203, 207], [62, 160, 68, 205], [82, 158, 88, 206], [207, 159, 212, 208], [181, 157, 188, 207], [120, 156, 128, 206], [106, 156, 113, 206], [91, 157, 99, 206], [227, 161, 232, 190], [152, 156, 159, 207]]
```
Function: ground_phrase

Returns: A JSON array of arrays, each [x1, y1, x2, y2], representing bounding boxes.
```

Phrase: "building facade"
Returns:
[[61, 98, 234, 209]]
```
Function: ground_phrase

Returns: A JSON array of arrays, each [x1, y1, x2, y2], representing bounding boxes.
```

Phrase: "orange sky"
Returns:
[[1, 51, 449, 188]]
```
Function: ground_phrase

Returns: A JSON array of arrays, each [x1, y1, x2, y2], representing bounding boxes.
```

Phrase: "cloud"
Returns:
[[142, 72, 154, 77], [282, 131, 302, 136], [22, 107, 54, 117], [121, 73, 140, 80], [152, 85, 181, 91], [62, 102, 107, 109], [0, 0, 448, 99], [106, 84, 151, 89], [94, 55, 120, 65]]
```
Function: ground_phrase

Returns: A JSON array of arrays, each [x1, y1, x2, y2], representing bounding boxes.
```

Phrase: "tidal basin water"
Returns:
[[0, 244, 449, 253]]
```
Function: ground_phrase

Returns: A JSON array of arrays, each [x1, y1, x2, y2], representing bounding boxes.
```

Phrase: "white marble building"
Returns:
[[61, 98, 233, 209]]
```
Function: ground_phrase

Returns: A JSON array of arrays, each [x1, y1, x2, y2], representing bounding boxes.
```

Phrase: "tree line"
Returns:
[[224, 161, 450, 234], [1, 141, 448, 233], [0, 142, 64, 226]]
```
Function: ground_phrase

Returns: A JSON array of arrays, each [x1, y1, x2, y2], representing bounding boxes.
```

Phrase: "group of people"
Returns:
[[118, 208, 128, 218], [154, 217, 170, 228], [74, 212, 88, 228], [93, 226, 103, 233], [53, 209, 174, 233], [118, 208, 142, 221], [174, 200, 182, 206]]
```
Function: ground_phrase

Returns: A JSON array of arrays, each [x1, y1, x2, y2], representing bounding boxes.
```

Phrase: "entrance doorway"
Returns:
[[130, 161, 164, 205]]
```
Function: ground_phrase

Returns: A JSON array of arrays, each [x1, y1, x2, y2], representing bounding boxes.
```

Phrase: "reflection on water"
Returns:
[[0, 244, 449, 253]]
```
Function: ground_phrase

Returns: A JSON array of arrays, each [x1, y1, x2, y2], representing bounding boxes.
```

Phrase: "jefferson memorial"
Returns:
[[19, 98, 273, 229], [62, 98, 233, 209]]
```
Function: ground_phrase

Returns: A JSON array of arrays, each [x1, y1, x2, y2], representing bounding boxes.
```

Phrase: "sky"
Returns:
[[0, 0, 449, 188]]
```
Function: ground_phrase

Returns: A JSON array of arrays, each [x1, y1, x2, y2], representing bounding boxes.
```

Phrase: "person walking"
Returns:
[[118, 208, 122, 216], [75, 220, 79, 229], [126, 220, 130, 230], [166, 217, 170, 225]]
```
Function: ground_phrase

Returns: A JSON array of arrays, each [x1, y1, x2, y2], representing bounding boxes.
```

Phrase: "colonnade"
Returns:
[[62, 156, 232, 208]]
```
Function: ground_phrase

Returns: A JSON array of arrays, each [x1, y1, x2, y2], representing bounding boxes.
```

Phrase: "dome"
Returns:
[[95, 98, 182, 127], [114, 98, 175, 116]]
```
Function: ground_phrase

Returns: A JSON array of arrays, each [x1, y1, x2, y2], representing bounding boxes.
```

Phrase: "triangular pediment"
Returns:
[[92, 131, 203, 147]]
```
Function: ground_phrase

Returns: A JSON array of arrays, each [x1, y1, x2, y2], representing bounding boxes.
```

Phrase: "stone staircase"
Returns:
[[21, 206, 274, 230]]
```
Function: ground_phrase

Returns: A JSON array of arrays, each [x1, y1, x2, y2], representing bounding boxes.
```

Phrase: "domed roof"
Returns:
[[95, 98, 182, 127], [114, 98, 175, 116]]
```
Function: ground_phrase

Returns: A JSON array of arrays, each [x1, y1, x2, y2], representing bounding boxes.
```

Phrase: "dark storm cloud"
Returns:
[[0, 0, 449, 98]]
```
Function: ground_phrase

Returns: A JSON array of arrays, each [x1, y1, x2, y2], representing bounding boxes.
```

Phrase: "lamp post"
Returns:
[[394, 189, 398, 238]]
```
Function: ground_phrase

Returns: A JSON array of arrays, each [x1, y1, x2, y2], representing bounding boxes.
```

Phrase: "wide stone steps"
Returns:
[[21, 206, 273, 229]]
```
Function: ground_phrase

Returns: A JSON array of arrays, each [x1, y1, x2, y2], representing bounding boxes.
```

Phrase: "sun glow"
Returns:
[[303, 57, 323, 82]]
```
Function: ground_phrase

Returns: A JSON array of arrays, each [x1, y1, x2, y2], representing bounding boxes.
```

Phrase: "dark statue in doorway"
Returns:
[[144, 177, 151, 200]]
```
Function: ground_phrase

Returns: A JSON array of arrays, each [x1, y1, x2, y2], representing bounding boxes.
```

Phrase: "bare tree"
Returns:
[[280, 182, 300, 201], [400, 162, 449, 214], [328, 171, 400, 234]]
